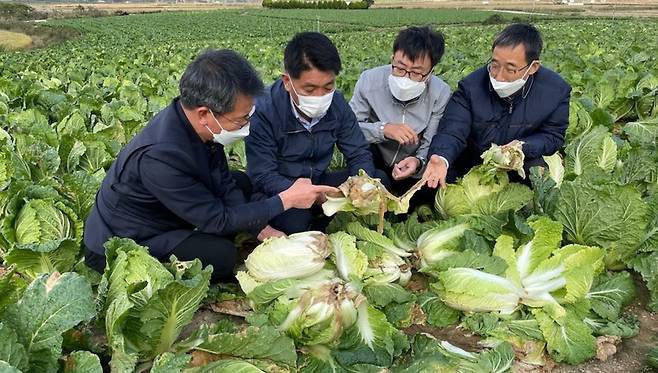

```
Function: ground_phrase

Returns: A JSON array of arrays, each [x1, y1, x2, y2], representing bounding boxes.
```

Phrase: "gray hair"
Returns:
[[179, 49, 264, 114]]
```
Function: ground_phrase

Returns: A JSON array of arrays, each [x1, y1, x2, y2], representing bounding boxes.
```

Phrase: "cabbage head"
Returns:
[[14, 199, 76, 245], [278, 279, 363, 346], [437, 217, 605, 315], [245, 231, 331, 282], [435, 166, 532, 219]]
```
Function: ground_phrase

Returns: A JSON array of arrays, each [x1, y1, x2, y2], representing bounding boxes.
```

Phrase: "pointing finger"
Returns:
[[314, 185, 340, 194]]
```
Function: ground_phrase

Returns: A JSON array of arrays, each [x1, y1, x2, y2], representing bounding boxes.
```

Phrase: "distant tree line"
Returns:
[[262, 0, 373, 9], [0, 3, 50, 20]]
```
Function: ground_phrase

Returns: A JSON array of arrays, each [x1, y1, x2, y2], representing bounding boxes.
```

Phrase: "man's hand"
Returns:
[[502, 139, 522, 148], [423, 155, 448, 189], [315, 192, 328, 205], [392, 156, 420, 181], [279, 178, 339, 210], [257, 225, 286, 241], [383, 123, 418, 145]]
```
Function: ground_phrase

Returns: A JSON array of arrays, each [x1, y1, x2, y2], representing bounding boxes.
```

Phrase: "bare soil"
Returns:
[[29, 1, 258, 15]]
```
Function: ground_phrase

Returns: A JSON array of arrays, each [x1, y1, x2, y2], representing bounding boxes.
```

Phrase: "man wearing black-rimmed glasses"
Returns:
[[350, 26, 451, 201], [423, 23, 571, 189]]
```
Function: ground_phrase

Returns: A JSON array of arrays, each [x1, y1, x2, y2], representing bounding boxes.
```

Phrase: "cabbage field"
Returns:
[[0, 8, 657, 373]]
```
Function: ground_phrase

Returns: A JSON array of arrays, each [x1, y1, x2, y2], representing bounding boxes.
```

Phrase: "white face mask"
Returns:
[[489, 63, 534, 98], [288, 78, 334, 118], [388, 74, 427, 101], [206, 112, 250, 146]]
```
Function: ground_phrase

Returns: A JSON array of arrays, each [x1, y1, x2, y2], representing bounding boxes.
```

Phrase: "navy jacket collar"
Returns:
[[270, 80, 339, 133], [171, 97, 208, 147]]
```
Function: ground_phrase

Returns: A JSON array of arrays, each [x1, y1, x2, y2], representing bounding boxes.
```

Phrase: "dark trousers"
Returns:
[[84, 171, 251, 283], [269, 169, 390, 234], [168, 233, 237, 283], [85, 232, 238, 283]]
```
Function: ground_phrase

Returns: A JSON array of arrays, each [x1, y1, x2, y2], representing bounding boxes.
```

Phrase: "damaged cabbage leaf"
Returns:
[[323, 170, 425, 232], [363, 251, 412, 286], [435, 143, 534, 219], [273, 278, 366, 347], [480, 140, 526, 180]]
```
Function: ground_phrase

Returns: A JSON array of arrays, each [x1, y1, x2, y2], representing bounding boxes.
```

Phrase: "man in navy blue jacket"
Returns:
[[83, 50, 337, 282], [423, 24, 571, 189], [246, 32, 387, 234]]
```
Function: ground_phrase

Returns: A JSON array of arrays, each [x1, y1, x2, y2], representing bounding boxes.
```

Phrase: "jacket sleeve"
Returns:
[[416, 83, 452, 162], [245, 108, 296, 196], [214, 149, 246, 208], [139, 149, 284, 235], [350, 72, 386, 143], [518, 85, 571, 159], [336, 98, 376, 177], [427, 81, 473, 166]]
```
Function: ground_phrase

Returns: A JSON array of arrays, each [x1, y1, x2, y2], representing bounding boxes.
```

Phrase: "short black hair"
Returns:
[[284, 32, 342, 79], [393, 26, 445, 67], [492, 23, 543, 64], [179, 49, 264, 114]]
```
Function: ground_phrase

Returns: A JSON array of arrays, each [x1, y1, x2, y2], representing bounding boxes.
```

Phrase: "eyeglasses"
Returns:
[[213, 113, 249, 129], [487, 60, 535, 77], [213, 106, 255, 128], [391, 64, 433, 82]]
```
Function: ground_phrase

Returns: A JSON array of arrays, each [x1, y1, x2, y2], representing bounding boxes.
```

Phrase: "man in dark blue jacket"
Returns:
[[247, 32, 387, 234], [423, 24, 571, 189], [83, 50, 337, 282]]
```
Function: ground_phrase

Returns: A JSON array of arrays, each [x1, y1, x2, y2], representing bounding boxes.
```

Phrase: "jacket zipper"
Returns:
[[285, 128, 312, 179], [309, 130, 314, 180], [389, 109, 406, 167]]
